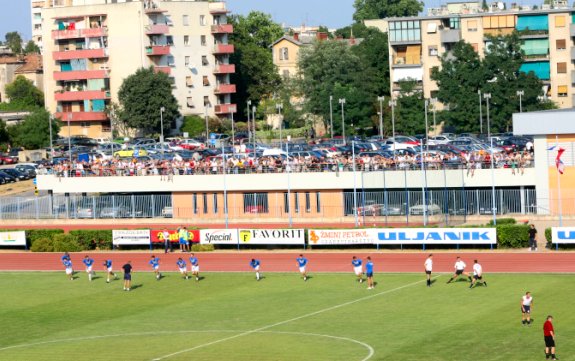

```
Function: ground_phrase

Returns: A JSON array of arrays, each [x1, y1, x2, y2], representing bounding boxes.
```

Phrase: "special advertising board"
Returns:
[[150, 229, 200, 244], [238, 229, 305, 245], [200, 229, 239, 245], [308, 229, 377, 245], [375, 228, 497, 245], [112, 230, 151, 246], [0, 231, 26, 246], [551, 227, 575, 244]]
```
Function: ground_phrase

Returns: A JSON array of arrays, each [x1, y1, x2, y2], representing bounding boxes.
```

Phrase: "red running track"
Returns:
[[1, 252, 574, 273]]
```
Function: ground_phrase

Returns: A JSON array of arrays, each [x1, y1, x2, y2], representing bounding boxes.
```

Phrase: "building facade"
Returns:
[[367, 3, 575, 108], [34, 0, 235, 138]]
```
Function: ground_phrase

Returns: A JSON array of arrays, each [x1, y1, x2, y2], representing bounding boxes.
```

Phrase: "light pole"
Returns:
[[420, 138, 427, 226], [389, 99, 397, 160], [276, 102, 283, 150], [246, 100, 252, 146], [338, 98, 346, 145], [424, 99, 429, 151], [484, 92, 496, 225], [222, 141, 228, 228], [252, 105, 256, 155], [286, 136, 292, 227], [517, 90, 524, 113], [329, 95, 334, 139], [478, 89, 483, 134], [67, 113, 72, 166], [230, 105, 236, 154], [377, 96, 385, 138], [351, 140, 359, 227], [160, 107, 165, 158], [431, 98, 437, 132]]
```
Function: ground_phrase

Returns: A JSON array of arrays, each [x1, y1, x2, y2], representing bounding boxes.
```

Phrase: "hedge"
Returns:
[[191, 244, 215, 252], [30, 234, 82, 252], [487, 218, 516, 226], [69, 230, 113, 250], [545, 228, 552, 245], [496, 224, 529, 248]]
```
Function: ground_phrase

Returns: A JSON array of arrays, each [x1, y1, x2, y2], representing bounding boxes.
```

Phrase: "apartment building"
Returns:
[[366, 1, 575, 108], [34, 0, 235, 138]]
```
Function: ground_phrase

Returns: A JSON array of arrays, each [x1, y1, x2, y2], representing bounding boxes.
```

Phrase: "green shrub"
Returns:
[[69, 230, 113, 250], [545, 228, 552, 245], [30, 234, 82, 252], [496, 224, 529, 248], [190, 244, 214, 252], [488, 218, 516, 226]]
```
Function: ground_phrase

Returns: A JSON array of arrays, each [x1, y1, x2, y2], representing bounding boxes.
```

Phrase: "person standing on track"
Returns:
[[176, 257, 189, 280], [296, 254, 308, 281], [424, 254, 433, 287], [122, 261, 132, 291], [446, 257, 471, 284], [163, 228, 171, 254], [521, 292, 534, 326], [149, 255, 161, 280], [63, 257, 74, 281], [352, 256, 363, 283], [543, 315, 558, 360], [82, 255, 95, 281], [528, 224, 538, 251], [366, 256, 374, 290], [189, 253, 200, 281], [103, 259, 117, 283], [250, 259, 261, 281], [469, 259, 487, 288], [177, 226, 186, 252]]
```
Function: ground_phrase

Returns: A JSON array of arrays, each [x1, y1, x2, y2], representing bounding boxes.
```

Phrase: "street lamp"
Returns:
[[49, 114, 54, 159], [160, 107, 165, 158], [424, 99, 429, 151], [478, 89, 483, 134], [246, 100, 252, 146], [483, 93, 492, 140], [389, 99, 397, 159], [377, 96, 385, 138], [431, 98, 437, 132], [484, 92, 496, 225], [329, 95, 334, 139], [252, 105, 256, 155], [230, 105, 236, 154], [338, 98, 346, 145], [516, 90, 524, 113], [276, 102, 283, 150]]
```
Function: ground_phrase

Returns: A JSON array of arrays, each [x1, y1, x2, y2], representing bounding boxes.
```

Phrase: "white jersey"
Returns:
[[522, 295, 533, 306], [424, 258, 433, 271], [455, 260, 466, 270], [473, 263, 482, 276]]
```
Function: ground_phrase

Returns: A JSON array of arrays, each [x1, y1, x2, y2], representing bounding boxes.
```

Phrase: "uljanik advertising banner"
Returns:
[[0, 231, 26, 246], [551, 227, 575, 244], [238, 229, 305, 245], [375, 228, 497, 245], [308, 229, 377, 245], [200, 229, 239, 245]]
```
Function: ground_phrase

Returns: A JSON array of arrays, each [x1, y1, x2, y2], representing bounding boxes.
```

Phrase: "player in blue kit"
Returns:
[[149, 255, 161, 280], [352, 256, 363, 283], [250, 259, 261, 281], [189, 254, 200, 281], [177, 258, 189, 280], [63, 258, 74, 280], [82, 255, 95, 281], [103, 259, 117, 283], [61, 252, 70, 264], [365, 257, 374, 290], [296, 254, 308, 281]]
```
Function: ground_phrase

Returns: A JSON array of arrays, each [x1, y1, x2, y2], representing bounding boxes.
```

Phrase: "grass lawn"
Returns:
[[0, 271, 572, 361]]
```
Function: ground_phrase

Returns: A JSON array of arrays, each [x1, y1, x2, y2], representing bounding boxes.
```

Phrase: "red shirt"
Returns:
[[543, 320, 554, 336]]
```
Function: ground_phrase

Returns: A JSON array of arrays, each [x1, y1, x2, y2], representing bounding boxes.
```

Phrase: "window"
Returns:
[[187, 97, 195, 108], [467, 20, 477, 32], [203, 193, 208, 214], [185, 56, 190, 66], [80, 122, 90, 128], [243, 193, 269, 214], [282, 70, 290, 78], [426, 22, 437, 33], [166, 36, 174, 46], [184, 35, 189, 46], [316, 192, 321, 213], [200, 15, 206, 26], [203, 76, 210, 86], [279, 47, 289, 60], [186, 76, 193, 87], [294, 192, 299, 213], [449, 18, 460, 29], [555, 15, 565, 27], [203, 96, 210, 107], [389, 20, 421, 42], [167, 55, 175, 66], [557, 85, 568, 97], [213, 193, 218, 213], [557, 62, 567, 74], [284, 192, 290, 213], [193, 193, 198, 214], [183, 15, 189, 26], [202, 55, 209, 66], [428, 45, 438, 56], [556, 39, 566, 50], [305, 192, 311, 213], [201, 35, 207, 46]]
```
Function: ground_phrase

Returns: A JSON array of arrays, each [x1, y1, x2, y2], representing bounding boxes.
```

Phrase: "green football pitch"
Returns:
[[0, 272, 572, 361]]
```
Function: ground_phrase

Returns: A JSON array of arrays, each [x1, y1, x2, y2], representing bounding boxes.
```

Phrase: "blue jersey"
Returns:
[[189, 257, 198, 266], [352, 259, 362, 267], [104, 260, 112, 268], [296, 257, 308, 267], [63, 259, 72, 268], [250, 259, 260, 269], [176, 259, 186, 268], [366, 261, 374, 274], [61, 254, 70, 264], [149, 258, 160, 268], [83, 258, 94, 267]]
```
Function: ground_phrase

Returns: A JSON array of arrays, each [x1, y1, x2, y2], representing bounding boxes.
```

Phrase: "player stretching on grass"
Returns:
[[446, 257, 471, 284], [296, 254, 308, 281], [177, 258, 189, 280], [250, 259, 261, 281], [63, 257, 74, 281], [366, 256, 374, 290], [469, 259, 487, 288], [424, 254, 433, 287], [352, 256, 363, 283], [149, 255, 161, 280], [103, 259, 118, 283], [82, 255, 95, 281], [189, 253, 200, 281], [521, 292, 534, 326], [122, 261, 132, 291]]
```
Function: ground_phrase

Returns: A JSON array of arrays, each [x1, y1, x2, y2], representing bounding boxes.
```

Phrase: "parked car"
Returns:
[[409, 203, 442, 215], [99, 206, 131, 218], [161, 206, 173, 218], [0, 153, 18, 165], [113, 147, 149, 158], [0, 171, 16, 183], [15, 164, 37, 177], [179, 139, 205, 150], [1, 168, 28, 181]]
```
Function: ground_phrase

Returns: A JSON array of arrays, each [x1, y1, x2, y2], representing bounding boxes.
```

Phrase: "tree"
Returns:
[[117, 67, 180, 136], [4, 32, 23, 54], [352, 27, 390, 101], [395, 80, 426, 135], [24, 40, 40, 54], [353, 0, 423, 22], [9, 109, 60, 149], [181, 115, 225, 137], [229, 12, 284, 119], [5, 75, 44, 108], [334, 22, 372, 39]]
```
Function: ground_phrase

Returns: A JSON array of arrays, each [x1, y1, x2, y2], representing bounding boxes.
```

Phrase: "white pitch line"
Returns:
[[152, 275, 440, 360]]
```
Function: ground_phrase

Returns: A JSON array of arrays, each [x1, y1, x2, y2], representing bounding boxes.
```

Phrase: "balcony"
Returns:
[[211, 24, 233, 34], [209, 4, 230, 15], [55, 112, 108, 122], [392, 56, 422, 67], [145, 24, 169, 35], [214, 84, 236, 94], [213, 44, 234, 54], [518, 30, 549, 39], [53, 48, 108, 61], [146, 45, 170, 56], [523, 53, 550, 62], [214, 103, 237, 114], [213, 64, 235, 74], [54, 69, 109, 81], [52, 27, 107, 40], [154, 66, 171, 75], [55, 90, 111, 102], [440, 29, 461, 43]]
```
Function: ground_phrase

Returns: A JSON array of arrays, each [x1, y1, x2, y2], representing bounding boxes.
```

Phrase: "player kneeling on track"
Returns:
[[446, 256, 472, 284]]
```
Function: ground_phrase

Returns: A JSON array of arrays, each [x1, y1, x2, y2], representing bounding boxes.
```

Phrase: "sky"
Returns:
[[0, 0, 541, 41]]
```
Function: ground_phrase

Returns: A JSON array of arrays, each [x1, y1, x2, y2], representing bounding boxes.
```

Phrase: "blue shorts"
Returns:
[[124, 273, 131, 281], [522, 306, 531, 313], [179, 237, 186, 245], [366, 272, 373, 278]]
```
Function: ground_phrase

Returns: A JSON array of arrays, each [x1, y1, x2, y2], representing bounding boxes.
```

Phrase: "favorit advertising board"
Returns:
[[308, 229, 377, 245], [238, 229, 305, 245], [376, 228, 497, 245], [0, 231, 26, 246], [200, 229, 239, 245], [551, 227, 575, 244], [112, 230, 151, 246]]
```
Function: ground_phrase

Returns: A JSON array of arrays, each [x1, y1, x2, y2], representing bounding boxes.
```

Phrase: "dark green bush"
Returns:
[[190, 244, 214, 252], [488, 218, 516, 226], [545, 228, 552, 245], [69, 230, 113, 250], [30, 234, 82, 252], [496, 224, 529, 248]]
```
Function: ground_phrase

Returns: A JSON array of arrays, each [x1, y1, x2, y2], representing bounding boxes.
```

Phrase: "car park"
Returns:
[[113, 147, 149, 158]]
